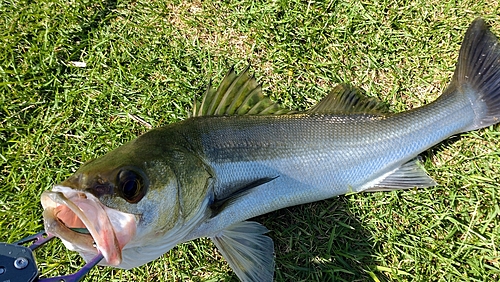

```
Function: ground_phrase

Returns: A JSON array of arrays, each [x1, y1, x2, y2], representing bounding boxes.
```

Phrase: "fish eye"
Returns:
[[117, 169, 146, 203]]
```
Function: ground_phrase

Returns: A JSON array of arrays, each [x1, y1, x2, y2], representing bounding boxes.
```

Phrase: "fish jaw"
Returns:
[[41, 185, 137, 266]]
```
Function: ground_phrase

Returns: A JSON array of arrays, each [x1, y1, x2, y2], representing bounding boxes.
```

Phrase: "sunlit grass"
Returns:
[[1, 0, 499, 281]]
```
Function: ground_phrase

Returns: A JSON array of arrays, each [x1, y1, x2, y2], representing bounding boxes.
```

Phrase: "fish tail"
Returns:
[[445, 18, 500, 131]]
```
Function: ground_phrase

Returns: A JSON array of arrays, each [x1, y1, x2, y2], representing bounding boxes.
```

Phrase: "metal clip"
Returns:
[[0, 230, 103, 282]]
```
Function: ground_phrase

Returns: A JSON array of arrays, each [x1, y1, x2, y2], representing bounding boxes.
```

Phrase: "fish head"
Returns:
[[41, 128, 212, 269]]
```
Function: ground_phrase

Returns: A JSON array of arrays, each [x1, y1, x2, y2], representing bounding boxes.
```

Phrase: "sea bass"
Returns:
[[41, 18, 500, 281]]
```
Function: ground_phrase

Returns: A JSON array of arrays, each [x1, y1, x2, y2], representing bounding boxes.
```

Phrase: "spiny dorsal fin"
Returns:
[[307, 84, 389, 115], [192, 66, 293, 117]]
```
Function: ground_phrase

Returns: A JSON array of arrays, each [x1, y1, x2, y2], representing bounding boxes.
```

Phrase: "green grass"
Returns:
[[1, 0, 499, 281]]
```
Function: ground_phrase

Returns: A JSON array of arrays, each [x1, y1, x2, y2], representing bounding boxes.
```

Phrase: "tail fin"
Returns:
[[446, 18, 500, 131]]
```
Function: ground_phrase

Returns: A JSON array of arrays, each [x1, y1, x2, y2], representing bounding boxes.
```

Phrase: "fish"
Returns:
[[40, 18, 500, 281]]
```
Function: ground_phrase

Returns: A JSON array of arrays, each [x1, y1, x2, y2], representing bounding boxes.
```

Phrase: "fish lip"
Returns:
[[41, 186, 137, 266]]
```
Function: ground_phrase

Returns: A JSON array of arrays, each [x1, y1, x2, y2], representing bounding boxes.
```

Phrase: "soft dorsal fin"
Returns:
[[192, 66, 293, 117], [307, 84, 389, 115]]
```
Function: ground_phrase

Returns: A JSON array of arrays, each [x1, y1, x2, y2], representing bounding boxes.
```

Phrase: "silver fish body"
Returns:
[[183, 92, 471, 235]]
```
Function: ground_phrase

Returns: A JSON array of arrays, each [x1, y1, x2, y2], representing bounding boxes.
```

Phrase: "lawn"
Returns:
[[1, 0, 499, 281]]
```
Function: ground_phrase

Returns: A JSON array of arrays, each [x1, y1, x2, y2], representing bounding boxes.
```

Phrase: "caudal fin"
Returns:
[[446, 18, 500, 131]]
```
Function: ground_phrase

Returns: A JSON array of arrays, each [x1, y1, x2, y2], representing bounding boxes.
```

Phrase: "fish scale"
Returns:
[[184, 98, 468, 228]]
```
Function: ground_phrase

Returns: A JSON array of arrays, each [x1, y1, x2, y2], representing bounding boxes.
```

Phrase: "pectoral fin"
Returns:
[[211, 221, 275, 282], [366, 158, 437, 191]]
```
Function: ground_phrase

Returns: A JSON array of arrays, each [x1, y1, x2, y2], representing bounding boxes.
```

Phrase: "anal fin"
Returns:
[[211, 221, 274, 282], [366, 158, 437, 192]]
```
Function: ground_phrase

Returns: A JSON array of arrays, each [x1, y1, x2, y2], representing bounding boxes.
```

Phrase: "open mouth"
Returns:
[[70, 228, 91, 234], [41, 186, 137, 266]]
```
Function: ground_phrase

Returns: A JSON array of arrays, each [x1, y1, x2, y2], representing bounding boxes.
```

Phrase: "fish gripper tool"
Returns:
[[0, 230, 103, 282]]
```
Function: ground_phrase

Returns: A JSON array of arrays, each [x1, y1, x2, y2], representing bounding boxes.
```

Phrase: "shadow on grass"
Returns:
[[257, 196, 382, 282], [68, 0, 118, 59]]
